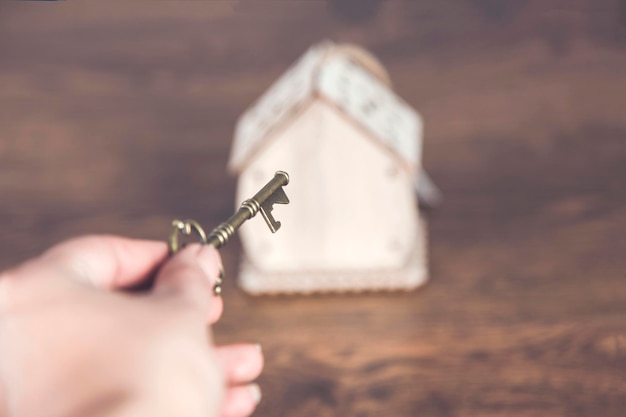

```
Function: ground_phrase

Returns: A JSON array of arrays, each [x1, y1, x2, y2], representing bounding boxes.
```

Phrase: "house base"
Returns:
[[237, 218, 429, 294]]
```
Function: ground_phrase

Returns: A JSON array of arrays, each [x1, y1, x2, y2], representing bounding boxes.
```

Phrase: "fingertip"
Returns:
[[193, 244, 223, 286], [191, 244, 224, 323], [216, 344, 264, 384], [220, 384, 262, 417]]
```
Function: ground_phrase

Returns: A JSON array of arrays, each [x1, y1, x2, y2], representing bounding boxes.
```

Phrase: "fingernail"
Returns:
[[249, 383, 262, 404], [255, 343, 262, 352]]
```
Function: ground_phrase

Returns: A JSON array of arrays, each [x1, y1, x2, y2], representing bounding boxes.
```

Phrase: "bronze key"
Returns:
[[168, 171, 290, 294]]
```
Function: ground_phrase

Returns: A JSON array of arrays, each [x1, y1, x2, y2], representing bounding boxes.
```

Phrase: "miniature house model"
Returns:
[[228, 41, 434, 294]]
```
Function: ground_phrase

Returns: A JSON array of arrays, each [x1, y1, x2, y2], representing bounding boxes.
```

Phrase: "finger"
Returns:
[[215, 344, 264, 385], [220, 384, 262, 417], [36, 235, 168, 289], [153, 244, 223, 319]]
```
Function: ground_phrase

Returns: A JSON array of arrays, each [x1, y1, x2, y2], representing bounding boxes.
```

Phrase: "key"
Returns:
[[168, 171, 290, 294], [206, 170, 290, 247], [169, 170, 290, 252]]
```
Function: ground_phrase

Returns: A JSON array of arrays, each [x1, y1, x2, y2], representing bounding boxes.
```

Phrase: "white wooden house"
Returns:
[[228, 41, 436, 294]]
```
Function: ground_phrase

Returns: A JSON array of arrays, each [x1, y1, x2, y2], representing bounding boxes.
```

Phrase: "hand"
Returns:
[[0, 236, 263, 417]]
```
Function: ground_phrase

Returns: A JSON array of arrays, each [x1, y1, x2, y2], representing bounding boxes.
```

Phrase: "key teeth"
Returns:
[[272, 187, 290, 205], [259, 206, 280, 233]]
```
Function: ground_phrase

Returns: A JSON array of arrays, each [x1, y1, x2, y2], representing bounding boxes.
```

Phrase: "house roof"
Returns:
[[228, 41, 423, 175]]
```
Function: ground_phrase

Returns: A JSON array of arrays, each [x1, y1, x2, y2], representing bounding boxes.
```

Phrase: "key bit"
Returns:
[[259, 184, 289, 233]]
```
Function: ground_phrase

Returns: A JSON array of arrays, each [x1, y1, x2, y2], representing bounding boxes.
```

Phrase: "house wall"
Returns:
[[236, 99, 420, 273]]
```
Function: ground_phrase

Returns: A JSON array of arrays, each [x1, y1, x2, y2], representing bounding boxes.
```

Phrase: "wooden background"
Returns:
[[1, 1, 625, 416]]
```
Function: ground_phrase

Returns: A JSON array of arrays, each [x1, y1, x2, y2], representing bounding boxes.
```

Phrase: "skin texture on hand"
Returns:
[[0, 236, 263, 417]]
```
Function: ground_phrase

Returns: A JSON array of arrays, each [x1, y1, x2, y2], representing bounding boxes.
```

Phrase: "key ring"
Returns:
[[169, 219, 207, 253], [169, 219, 223, 295]]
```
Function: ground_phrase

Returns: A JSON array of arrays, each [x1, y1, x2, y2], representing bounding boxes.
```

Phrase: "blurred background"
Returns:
[[1, 1, 625, 416]]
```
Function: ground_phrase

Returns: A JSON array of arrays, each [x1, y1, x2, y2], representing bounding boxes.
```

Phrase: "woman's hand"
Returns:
[[0, 236, 263, 417]]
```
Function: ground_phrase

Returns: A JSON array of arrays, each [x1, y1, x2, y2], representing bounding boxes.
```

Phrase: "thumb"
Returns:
[[153, 244, 223, 321]]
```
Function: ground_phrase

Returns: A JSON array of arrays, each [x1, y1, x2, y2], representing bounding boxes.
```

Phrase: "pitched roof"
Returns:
[[228, 41, 422, 175]]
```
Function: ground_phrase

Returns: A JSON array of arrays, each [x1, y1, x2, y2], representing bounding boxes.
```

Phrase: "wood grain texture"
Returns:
[[0, 1, 625, 416]]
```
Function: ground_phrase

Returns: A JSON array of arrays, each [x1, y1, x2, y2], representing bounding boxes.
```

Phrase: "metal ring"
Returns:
[[214, 265, 224, 296], [169, 219, 208, 254]]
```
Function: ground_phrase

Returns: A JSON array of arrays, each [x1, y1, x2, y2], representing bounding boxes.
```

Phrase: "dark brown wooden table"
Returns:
[[1, 1, 625, 416]]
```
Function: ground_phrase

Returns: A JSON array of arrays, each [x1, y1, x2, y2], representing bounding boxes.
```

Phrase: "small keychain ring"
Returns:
[[169, 219, 208, 254], [214, 265, 224, 296]]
